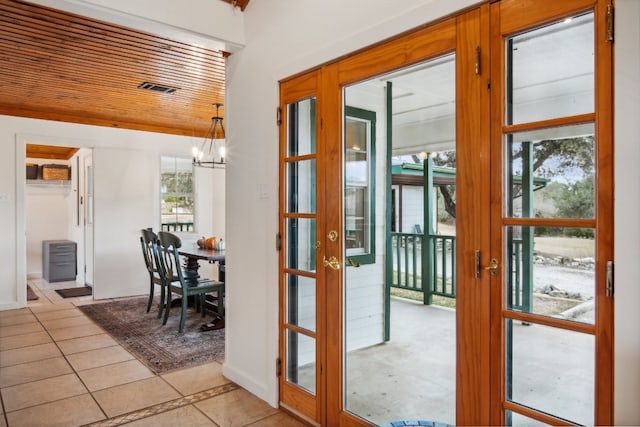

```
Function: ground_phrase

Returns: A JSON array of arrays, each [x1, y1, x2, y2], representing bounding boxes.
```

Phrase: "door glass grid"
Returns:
[[284, 96, 317, 395], [507, 13, 594, 125], [286, 273, 317, 332], [287, 98, 316, 156], [506, 319, 595, 426], [286, 159, 316, 214], [286, 330, 317, 394], [505, 226, 595, 325], [504, 124, 595, 220], [503, 10, 597, 426], [286, 218, 317, 272]]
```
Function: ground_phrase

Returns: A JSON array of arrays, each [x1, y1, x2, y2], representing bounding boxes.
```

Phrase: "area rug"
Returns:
[[56, 285, 92, 298], [77, 297, 224, 374], [27, 284, 39, 300]]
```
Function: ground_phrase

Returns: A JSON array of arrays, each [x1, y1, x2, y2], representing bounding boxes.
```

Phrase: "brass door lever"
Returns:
[[323, 255, 341, 270]]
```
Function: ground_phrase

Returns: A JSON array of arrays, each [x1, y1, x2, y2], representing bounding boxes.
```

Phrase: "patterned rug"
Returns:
[[78, 297, 224, 374]]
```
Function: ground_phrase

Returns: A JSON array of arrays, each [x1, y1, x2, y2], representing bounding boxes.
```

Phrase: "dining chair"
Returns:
[[155, 231, 225, 333], [140, 228, 166, 318]]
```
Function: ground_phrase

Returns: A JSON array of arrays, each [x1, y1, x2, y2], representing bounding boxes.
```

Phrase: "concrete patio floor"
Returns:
[[344, 297, 594, 426]]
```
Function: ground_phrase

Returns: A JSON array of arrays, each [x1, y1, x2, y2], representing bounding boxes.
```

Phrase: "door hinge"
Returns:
[[276, 107, 282, 126], [606, 260, 614, 297], [606, 4, 614, 42], [276, 232, 282, 251], [276, 357, 282, 377], [474, 46, 481, 75]]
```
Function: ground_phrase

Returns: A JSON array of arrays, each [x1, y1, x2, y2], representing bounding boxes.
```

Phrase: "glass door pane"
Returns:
[[499, 9, 601, 425], [343, 55, 457, 426], [282, 96, 319, 404]]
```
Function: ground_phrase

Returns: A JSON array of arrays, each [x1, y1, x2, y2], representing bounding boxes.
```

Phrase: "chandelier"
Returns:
[[192, 103, 225, 168]]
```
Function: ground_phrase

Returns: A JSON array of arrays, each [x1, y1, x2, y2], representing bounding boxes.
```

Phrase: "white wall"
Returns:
[[225, 0, 640, 423], [25, 158, 73, 277], [1, 115, 221, 308], [614, 1, 640, 424]]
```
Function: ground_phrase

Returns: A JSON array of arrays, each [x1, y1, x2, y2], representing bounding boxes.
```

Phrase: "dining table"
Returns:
[[178, 242, 225, 284], [178, 242, 226, 331]]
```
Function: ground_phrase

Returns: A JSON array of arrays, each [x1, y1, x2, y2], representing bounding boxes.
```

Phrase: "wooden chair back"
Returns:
[[140, 228, 159, 275], [156, 231, 185, 286]]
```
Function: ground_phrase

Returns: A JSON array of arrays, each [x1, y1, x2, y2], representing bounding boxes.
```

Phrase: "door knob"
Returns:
[[323, 255, 341, 270], [485, 258, 499, 276]]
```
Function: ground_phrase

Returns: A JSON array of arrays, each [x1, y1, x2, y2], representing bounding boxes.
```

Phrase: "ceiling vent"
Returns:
[[137, 82, 179, 94]]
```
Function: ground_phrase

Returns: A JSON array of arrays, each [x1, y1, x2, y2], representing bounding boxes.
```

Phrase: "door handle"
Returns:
[[323, 255, 341, 270], [485, 258, 499, 276]]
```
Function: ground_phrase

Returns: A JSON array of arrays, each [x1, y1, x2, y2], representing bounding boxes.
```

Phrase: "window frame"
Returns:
[[344, 106, 376, 265], [160, 156, 196, 233]]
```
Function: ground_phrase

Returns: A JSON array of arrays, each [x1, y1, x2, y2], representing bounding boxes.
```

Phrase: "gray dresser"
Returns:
[[43, 240, 77, 282]]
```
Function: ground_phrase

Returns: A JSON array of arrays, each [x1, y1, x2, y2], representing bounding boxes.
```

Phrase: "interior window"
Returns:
[[160, 156, 195, 232]]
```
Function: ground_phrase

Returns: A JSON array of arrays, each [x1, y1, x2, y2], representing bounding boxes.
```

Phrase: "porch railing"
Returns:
[[390, 233, 527, 308], [390, 232, 456, 304], [509, 239, 527, 311]]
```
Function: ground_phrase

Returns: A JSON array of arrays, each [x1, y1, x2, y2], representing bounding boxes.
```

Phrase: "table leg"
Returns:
[[182, 256, 201, 286], [218, 262, 225, 283]]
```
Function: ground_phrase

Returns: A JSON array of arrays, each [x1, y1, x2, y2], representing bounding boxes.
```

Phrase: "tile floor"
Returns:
[[0, 279, 307, 426]]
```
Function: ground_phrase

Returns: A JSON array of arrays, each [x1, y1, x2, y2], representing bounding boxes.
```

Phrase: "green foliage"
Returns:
[[413, 136, 595, 224], [534, 174, 595, 238], [161, 170, 194, 214], [550, 174, 594, 219], [161, 172, 193, 194]]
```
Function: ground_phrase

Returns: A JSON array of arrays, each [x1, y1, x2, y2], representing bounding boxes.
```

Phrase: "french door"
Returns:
[[279, 1, 612, 425], [489, 1, 613, 425]]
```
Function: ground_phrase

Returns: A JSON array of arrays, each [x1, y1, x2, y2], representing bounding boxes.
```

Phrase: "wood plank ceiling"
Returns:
[[0, 0, 248, 141]]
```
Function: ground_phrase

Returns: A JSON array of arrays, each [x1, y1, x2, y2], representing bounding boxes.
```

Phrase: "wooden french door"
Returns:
[[279, 8, 490, 426], [279, 70, 325, 423], [279, 1, 613, 425], [488, 0, 613, 425]]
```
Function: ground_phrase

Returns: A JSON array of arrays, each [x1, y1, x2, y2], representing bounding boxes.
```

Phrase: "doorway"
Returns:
[[279, 9, 482, 426], [23, 142, 94, 299], [278, 1, 613, 425]]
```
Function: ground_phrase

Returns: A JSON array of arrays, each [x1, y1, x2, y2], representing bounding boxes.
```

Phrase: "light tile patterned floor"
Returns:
[[0, 279, 307, 426]]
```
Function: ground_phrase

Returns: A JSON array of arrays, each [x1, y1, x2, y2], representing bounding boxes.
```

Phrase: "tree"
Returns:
[[432, 151, 457, 218], [551, 174, 595, 219], [428, 136, 595, 219]]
